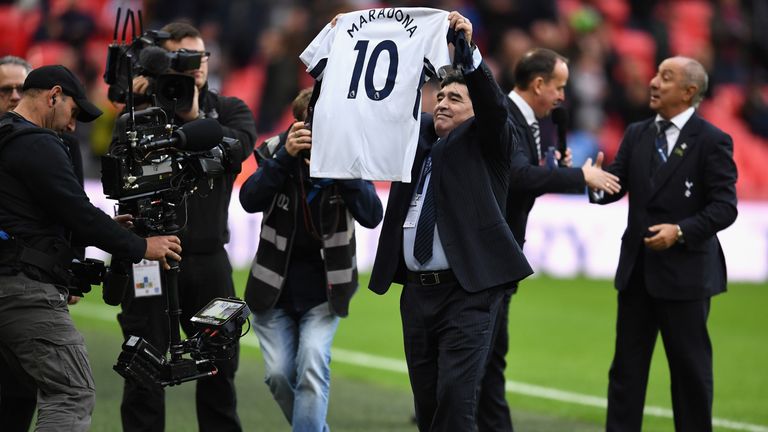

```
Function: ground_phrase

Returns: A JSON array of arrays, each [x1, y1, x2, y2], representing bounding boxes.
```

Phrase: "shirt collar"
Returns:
[[655, 106, 695, 131], [508, 90, 537, 126]]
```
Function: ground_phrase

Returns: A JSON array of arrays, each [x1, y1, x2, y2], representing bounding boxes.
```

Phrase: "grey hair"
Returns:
[[0, 56, 32, 74], [680, 57, 708, 108]]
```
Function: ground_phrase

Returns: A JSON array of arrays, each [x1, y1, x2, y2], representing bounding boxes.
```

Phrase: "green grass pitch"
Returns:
[[69, 272, 767, 431]]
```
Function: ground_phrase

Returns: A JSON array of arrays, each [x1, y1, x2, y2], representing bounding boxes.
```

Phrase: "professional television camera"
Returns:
[[100, 108, 246, 390], [104, 8, 199, 112], [114, 297, 250, 388], [101, 106, 242, 204], [99, 7, 249, 388]]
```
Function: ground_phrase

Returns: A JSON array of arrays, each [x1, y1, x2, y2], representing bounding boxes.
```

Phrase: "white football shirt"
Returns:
[[300, 7, 451, 182]]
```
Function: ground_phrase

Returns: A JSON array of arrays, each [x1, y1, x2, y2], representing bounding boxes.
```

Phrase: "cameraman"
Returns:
[[117, 22, 257, 432], [239, 88, 383, 431], [0, 65, 182, 432]]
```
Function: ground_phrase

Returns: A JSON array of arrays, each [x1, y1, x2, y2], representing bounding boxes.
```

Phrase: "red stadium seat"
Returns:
[[610, 28, 656, 81], [221, 63, 265, 120], [598, 114, 625, 164], [557, 0, 583, 18], [50, 0, 109, 19], [668, 0, 713, 56], [593, 0, 630, 27], [700, 89, 768, 200], [26, 41, 77, 69], [0, 6, 39, 57]]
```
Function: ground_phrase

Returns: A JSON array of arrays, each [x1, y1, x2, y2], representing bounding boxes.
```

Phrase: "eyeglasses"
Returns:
[[0, 85, 24, 97]]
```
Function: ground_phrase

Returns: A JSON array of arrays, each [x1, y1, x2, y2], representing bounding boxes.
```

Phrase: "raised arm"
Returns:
[[448, 12, 517, 162]]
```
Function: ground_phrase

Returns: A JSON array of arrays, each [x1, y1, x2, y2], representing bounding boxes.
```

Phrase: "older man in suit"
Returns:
[[591, 56, 738, 431], [477, 48, 621, 432], [369, 12, 532, 432]]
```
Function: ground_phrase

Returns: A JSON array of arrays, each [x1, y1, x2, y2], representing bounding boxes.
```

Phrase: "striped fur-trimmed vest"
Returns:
[[244, 138, 359, 317]]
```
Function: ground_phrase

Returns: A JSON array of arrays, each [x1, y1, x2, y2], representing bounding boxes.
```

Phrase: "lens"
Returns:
[[155, 73, 196, 112]]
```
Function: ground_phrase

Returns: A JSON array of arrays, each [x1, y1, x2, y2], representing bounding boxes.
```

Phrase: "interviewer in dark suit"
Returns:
[[369, 12, 533, 432], [477, 48, 621, 432], [591, 56, 738, 431]]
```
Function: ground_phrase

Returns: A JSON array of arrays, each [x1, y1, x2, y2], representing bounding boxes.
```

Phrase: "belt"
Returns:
[[406, 269, 456, 286]]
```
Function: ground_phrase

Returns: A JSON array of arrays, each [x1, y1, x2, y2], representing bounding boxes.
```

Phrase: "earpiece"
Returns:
[[52, 96, 57, 105]]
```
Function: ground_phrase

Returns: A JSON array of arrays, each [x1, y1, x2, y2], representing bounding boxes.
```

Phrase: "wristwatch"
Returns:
[[675, 224, 685, 244]]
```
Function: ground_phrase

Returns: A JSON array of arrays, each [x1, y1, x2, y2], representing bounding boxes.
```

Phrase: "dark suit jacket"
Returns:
[[591, 113, 738, 300], [506, 98, 585, 247], [369, 63, 533, 294]]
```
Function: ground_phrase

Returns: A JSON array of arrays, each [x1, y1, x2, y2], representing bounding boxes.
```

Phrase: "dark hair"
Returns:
[[160, 22, 202, 42], [0, 55, 32, 74], [514, 48, 568, 90], [439, 66, 465, 89], [292, 87, 313, 121]]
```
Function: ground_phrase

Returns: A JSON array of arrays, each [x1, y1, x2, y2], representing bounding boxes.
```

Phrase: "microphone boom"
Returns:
[[551, 107, 568, 168]]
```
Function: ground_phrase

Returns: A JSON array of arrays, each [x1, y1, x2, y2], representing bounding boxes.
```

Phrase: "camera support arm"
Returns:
[[164, 257, 184, 362], [126, 52, 137, 139]]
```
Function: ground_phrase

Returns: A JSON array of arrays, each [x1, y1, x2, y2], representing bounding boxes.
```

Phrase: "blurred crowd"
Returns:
[[1, 0, 767, 199]]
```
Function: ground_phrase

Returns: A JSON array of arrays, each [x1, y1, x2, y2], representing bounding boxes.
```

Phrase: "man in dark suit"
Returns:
[[591, 56, 738, 431], [477, 48, 621, 432], [369, 12, 533, 432]]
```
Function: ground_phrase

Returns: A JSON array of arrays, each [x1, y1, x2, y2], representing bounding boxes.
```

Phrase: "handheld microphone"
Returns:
[[551, 107, 568, 168], [140, 118, 223, 152]]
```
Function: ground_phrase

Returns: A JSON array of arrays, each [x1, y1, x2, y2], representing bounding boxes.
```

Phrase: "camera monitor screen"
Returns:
[[190, 298, 247, 327]]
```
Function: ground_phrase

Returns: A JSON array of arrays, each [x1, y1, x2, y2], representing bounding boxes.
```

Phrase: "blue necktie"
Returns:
[[413, 156, 435, 265], [654, 120, 673, 170]]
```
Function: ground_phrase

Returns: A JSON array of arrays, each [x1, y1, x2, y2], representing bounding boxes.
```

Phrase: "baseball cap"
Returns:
[[22, 65, 102, 122]]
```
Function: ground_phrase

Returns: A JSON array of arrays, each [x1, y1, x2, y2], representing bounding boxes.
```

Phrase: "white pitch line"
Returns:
[[72, 302, 768, 432]]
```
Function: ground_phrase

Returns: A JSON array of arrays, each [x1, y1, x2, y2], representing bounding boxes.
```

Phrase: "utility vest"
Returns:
[[0, 117, 75, 285], [244, 135, 359, 317]]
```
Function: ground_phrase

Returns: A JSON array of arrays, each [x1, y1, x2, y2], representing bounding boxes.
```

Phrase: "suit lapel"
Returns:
[[649, 114, 702, 199], [638, 121, 657, 185], [430, 135, 446, 200], [392, 138, 432, 219], [508, 100, 538, 164]]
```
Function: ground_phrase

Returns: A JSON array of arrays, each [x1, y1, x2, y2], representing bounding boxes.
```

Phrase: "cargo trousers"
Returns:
[[0, 273, 95, 432]]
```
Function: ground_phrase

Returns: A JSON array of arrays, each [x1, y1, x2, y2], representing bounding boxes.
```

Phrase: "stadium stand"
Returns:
[[1, 0, 765, 199]]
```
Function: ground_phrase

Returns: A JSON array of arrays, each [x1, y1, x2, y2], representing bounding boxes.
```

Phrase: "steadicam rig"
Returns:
[[100, 7, 248, 390], [114, 298, 250, 388]]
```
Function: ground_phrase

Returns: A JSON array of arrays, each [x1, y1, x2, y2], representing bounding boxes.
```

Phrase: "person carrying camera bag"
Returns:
[[0, 64, 181, 432]]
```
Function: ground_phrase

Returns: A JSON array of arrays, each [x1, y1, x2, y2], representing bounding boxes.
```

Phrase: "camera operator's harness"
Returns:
[[0, 119, 87, 289]]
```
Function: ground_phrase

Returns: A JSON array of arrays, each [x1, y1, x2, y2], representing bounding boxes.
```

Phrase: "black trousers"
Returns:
[[118, 249, 241, 432], [0, 345, 37, 432], [477, 289, 515, 432], [606, 260, 713, 432], [401, 279, 503, 432]]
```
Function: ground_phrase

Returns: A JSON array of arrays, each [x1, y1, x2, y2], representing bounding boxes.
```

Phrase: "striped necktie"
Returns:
[[413, 156, 435, 264], [531, 120, 542, 164], [653, 120, 673, 171]]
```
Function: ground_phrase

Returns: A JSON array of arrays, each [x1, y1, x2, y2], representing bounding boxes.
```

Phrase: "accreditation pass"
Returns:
[[132, 259, 162, 297]]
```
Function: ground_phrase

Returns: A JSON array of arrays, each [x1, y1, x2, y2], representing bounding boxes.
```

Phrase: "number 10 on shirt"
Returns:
[[348, 39, 399, 101]]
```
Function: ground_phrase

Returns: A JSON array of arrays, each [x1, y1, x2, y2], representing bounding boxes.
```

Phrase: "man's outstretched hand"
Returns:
[[145, 236, 182, 270]]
